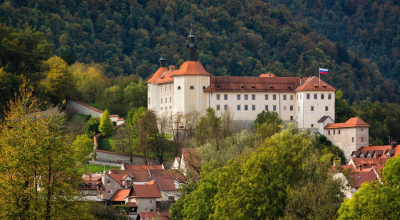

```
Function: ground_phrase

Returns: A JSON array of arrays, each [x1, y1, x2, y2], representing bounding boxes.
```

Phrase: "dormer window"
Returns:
[[216, 86, 221, 89], [251, 86, 256, 89], [241, 86, 245, 89], [190, 86, 194, 90], [269, 86, 274, 89]]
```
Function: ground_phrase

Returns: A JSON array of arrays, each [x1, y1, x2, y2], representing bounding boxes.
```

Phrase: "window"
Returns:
[[328, 94, 332, 99], [224, 105, 228, 110], [283, 95, 287, 100], [161, 107, 163, 110], [333, 130, 335, 135], [161, 98, 163, 104], [178, 86, 181, 90], [298, 106, 300, 111], [150, 200, 152, 203], [170, 106, 172, 109], [273, 105, 276, 111], [283, 106, 286, 111], [107, 180, 110, 184], [252, 105, 255, 111], [148, 98, 150, 104], [290, 95, 293, 100], [224, 94, 228, 100], [290, 116, 293, 121], [190, 86, 194, 90], [252, 94, 256, 100], [325, 106, 328, 111], [265, 95, 268, 100], [300, 94, 302, 99], [170, 97, 172, 102], [328, 130, 330, 135], [297, 95, 298, 100], [165, 97, 167, 103], [237, 105, 241, 110], [311, 124, 314, 127], [273, 95, 277, 100], [108, 189, 111, 193], [306, 94, 310, 99], [361, 137, 364, 142], [165, 85, 167, 91], [237, 95, 241, 100], [361, 129, 363, 131], [321, 94, 325, 99], [338, 130, 341, 134], [216, 94, 220, 100], [244, 95, 248, 100], [290, 105, 293, 111], [216, 105, 220, 110], [352, 137, 354, 143], [161, 87, 163, 92], [311, 106, 314, 111], [245, 105, 248, 110], [314, 94, 317, 99], [203, 86, 206, 90], [265, 105, 268, 110]]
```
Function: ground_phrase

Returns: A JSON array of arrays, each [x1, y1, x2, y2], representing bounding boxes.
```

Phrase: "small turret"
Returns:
[[187, 24, 198, 61], [159, 52, 167, 67]]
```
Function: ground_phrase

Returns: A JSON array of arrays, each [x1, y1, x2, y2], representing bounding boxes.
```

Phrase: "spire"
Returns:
[[186, 24, 198, 61], [188, 24, 195, 38], [159, 51, 167, 67]]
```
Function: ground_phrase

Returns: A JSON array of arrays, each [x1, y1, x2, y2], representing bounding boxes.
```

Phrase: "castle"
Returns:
[[147, 26, 336, 131]]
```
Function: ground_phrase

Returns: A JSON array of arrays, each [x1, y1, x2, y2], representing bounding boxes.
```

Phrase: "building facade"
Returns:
[[147, 27, 336, 130]]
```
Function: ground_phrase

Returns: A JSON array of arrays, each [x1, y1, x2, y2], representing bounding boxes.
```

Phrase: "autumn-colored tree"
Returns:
[[39, 56, 73, 103], [0, 83, 93, 219], [112, 126, 137, 163], [83, 116, 101, 137], [99, 109, 114, 137]]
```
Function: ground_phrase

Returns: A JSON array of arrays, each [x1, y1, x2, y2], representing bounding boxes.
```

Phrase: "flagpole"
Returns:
[[319, 67, 321, 87]]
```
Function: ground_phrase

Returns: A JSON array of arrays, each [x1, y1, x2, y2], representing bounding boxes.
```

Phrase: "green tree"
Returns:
[[102, 85, 124, 116], [253, 110, 283, 141], [84, 116, 101, 137], [123, 80, 147, 110], [0, 83, 93, 219], [112, 126, 136, 163], [335, 90, 354, 123], [99, 109, 114, 136], [337, 156, 400, 219], [73, 134, 94, 163]]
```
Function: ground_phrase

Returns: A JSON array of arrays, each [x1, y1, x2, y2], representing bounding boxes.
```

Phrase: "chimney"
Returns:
[[391, 142, 396, 149], [88, 173, 92, 180], [300, 77, 303, 85], [358, 164, 362, 171], [169, 65, 175, 72]]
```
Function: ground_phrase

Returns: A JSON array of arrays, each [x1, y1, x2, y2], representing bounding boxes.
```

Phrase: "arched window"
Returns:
[[203, 86, 206, 89], [190, 86, 194, 90], [177, 86, 181, 90]]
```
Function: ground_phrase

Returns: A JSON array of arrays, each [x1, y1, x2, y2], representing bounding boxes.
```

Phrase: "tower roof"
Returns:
[[188, 24, 195, 38], [172, 61, 211, 76], [324, 117, 370, 129], [295, 76, 336, 91]]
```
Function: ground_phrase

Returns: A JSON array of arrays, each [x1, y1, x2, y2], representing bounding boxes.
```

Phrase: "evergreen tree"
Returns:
[[99, 109, 114, 137]]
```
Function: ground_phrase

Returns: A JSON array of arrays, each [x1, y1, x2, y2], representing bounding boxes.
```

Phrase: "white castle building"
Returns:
[[147, 27, 336, 130]]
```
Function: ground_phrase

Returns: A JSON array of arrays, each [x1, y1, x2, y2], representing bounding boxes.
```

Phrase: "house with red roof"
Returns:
[[147, 26, 336, 130], [318, 117, 370, 159], [137, 211, 170, 220]]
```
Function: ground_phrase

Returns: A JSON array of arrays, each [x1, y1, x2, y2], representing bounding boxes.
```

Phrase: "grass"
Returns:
[[98, 137, 116, 151], [77, 164, 121, 174], [88, 103, 104, 111], [70, 114, 87, 125]]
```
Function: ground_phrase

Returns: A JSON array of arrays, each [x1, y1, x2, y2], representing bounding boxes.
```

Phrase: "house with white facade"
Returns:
[[318, 117, 370, 159], [147, 26, 336, 130]]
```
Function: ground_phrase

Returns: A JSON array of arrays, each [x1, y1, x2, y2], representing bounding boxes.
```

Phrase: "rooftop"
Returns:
[[325, 117, 370, 129]]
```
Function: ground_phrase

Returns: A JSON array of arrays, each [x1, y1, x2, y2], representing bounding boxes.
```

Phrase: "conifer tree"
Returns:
[[99, 109, 114, 136]]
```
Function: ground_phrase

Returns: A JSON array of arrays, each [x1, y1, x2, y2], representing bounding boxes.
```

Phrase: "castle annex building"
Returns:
[[147, 27, 336, 130]]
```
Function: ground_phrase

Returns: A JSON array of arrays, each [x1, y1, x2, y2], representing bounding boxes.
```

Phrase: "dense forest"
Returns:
[[1, 0, 399, 105]]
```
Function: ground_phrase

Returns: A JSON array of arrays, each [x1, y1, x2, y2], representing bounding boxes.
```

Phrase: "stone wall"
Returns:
[[66, 97, 103, 118]]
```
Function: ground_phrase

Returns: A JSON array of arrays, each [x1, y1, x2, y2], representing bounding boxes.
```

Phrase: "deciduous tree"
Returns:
[[99, 109, 114, 136]]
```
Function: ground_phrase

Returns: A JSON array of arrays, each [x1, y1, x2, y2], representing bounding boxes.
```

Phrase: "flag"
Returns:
[[319, 68, 328, 74]]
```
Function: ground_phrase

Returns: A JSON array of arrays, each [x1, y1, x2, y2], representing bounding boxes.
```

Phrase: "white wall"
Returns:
[[174, 75, 210, 114], [324, 127, 369, 159]]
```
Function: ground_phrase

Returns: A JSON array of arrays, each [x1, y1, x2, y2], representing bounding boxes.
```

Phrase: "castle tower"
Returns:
[[172, 25, 211, 114], [147, 52, 168, 111]]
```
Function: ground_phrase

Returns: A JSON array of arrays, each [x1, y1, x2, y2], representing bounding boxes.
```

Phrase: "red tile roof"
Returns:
[[259, 73, 277, 77], [351, 170, 378, 188], [203, 76, 306, 92], [148, 67, 168, 83], [182, 148, 199, 169], [132, 181, 162, 198], [153, 69, 176, 85], [123, 165, 164, 170], [172, 61, 211, 76], [294, 76, 336, 91], [325, 117, 370, 129], [110, 189, 130, 202], [155, 177, 177, 191], [126, 202, 138, 207], [138, 212, 170, 220]]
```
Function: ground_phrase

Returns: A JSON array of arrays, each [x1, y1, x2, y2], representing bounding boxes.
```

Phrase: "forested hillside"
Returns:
[[1, 0, 399, 104], [272, 0, 400, 82]]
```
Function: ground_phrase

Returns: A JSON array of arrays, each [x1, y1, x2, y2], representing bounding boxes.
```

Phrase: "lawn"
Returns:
[[88, 103, 104, 111], [69, 114, 87, 125], [98, 137, 116, 151], [77, 164, 121, 174]]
